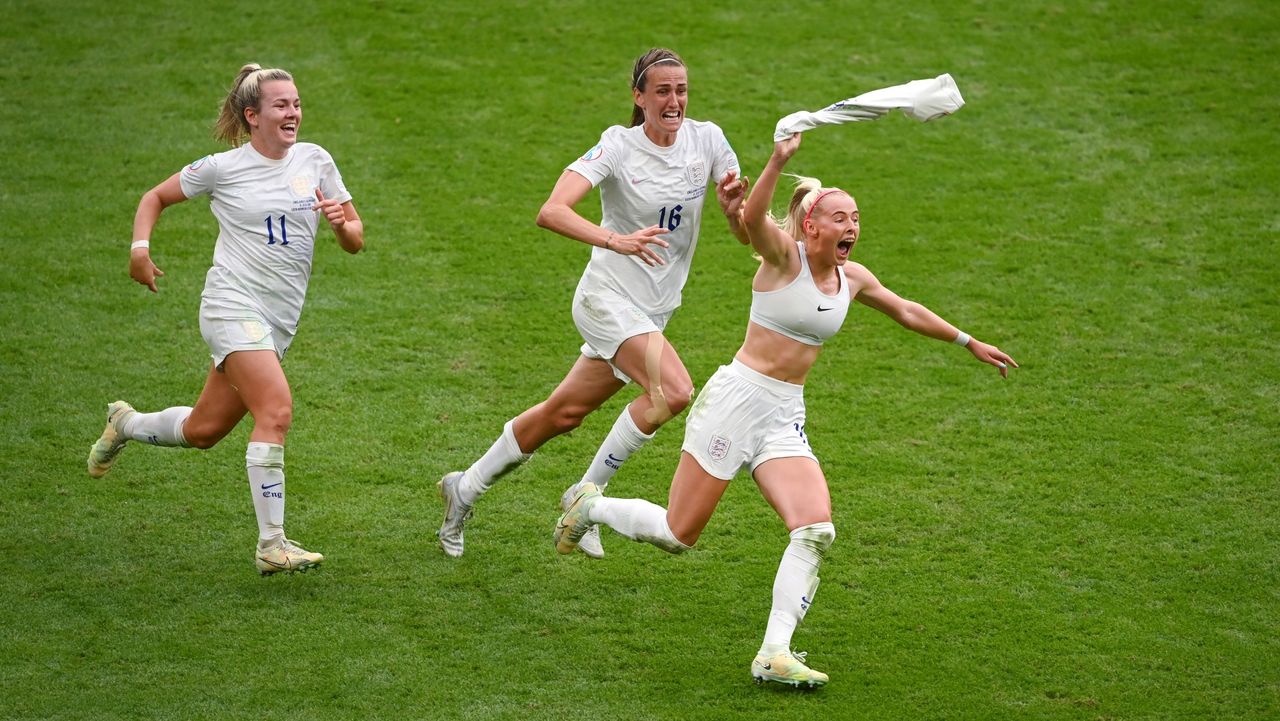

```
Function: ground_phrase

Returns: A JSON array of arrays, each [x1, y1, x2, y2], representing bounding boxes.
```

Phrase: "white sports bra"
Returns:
[[748, 243, 851, 346]]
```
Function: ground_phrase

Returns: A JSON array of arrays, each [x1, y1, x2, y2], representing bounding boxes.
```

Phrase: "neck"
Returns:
[[642, 123, 677, 147], [249, 135, 290, 160], [806, 243, 839, 283]]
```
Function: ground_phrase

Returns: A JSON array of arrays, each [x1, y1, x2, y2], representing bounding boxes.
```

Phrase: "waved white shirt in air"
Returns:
[[179, 142, 352, 335], [567, 119, 739, 317]]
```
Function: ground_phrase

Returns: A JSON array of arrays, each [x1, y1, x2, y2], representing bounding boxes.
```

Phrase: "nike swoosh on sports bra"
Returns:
[[748, 242, 850, 346]]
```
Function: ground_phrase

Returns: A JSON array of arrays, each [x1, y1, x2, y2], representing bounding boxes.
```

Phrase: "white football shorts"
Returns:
[[572, 279, 672, 383], [682, 358, 816, 480], [199, 295, 292, 369]]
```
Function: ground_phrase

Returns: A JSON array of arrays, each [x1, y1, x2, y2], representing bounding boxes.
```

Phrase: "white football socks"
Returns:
[[459, 419, 531, 504], [120, 406, 192, 447], [246, 442, 286, 542], [587, 496, 689, 554], [580, 406, 655, 490], [760, 522, 836, 654]]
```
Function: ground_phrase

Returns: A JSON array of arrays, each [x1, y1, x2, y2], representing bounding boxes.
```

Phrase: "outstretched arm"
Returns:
[[847, 263, 1019, 378], [130, 172, 188, 292], [536, 170, 670, 267], [742, 134, 803, 268]]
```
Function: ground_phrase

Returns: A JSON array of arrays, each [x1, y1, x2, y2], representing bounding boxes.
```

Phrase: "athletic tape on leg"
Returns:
[[642, 333, 673, 425]]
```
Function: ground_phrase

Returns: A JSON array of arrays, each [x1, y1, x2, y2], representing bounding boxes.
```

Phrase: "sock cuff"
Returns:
[[789, 521, 836, 550], [660, 517, 692, 554], [246, 442, 285, 468], [620, 407, 656, 442], [502, 419, 533, 460]]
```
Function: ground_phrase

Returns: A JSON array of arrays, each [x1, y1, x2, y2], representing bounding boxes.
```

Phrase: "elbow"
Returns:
[[139, 188, 163, 212], [341, 223, 365, 254], [896, 303, 923, 329], [535, 203, 557, 230]]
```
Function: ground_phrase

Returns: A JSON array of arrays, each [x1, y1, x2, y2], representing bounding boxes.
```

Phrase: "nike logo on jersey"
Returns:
[[630, 177, 647, 185], [817, 306, 834, 312]]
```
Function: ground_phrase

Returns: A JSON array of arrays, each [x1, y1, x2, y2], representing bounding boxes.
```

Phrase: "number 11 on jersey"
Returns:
[[265, 215, 289, 246]]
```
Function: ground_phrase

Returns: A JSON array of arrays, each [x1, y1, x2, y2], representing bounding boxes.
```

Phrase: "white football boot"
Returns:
[[751, 650, 829, 688], [87, 401, 136, 478], [256, 537, 324, 575], [437, 471, 472, 557], [560, 480, 605, 559]]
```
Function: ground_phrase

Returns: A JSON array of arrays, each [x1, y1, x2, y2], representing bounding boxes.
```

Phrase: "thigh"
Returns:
[[612, 332, 692, 396], [513, 354, 626, 450], [752, 456, 832, 531], [665, 452, 732, 545], [546, 354, 628, 408], [221, 349, 292, 417]]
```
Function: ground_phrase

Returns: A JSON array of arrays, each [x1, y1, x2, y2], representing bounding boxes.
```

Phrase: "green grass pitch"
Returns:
[[1, 1, 1277, 718]]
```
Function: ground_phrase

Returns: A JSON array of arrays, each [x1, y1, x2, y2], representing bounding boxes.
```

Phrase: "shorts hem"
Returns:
[[681, 446, 739, 481], [749, 450, 819, 473]]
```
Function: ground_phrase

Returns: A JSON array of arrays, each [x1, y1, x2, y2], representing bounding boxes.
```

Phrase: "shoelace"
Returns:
[[280, 538, 309, 554], [791, 651, 809, 665]]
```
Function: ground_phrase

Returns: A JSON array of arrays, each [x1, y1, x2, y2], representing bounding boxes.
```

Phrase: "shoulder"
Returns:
[[597, 124, 636, 146], [293, 142, 335, 162], [678, 118, 724, 142], [841, 261, 879, 291], [680, 118, 721, 133], [576, 125, 632, 162]]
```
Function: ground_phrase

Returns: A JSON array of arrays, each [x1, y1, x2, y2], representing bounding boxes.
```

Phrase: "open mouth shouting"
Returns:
[[836, 237, 855, 260]]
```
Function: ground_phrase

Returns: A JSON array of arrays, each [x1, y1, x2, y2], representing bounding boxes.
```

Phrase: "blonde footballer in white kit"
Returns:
[[87, 64, 364, 575], [437, 48, 750, 558], [557, 132, 1017, 687]]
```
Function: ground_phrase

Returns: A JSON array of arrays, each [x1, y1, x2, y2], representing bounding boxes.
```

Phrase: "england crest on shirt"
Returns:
[[289, 175, 314, 197], [686, 160, 706, 187]]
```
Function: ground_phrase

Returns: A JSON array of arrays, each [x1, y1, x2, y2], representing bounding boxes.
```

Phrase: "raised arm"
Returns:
[[715, 171, 751, 245], [535, 170, 670, 267], [742, 133, 803, 268], [846, 262, 1019, 378], [129, 172, 188, 293]]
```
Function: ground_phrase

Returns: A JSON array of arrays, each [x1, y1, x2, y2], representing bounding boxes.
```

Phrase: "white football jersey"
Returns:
[[179, 142, 351, 334], [567, 119, 739, 316]]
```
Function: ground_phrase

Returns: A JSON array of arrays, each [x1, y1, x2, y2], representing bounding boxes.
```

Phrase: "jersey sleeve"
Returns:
[[316, 147, 352, 205], [706, 124, 740, 184], [565, 126, 623, 188], [178, 154, 218, 198]]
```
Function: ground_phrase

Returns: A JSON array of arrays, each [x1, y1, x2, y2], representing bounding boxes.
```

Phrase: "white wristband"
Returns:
[[131, 240, 150, 251], [953, 331, 971, 347]]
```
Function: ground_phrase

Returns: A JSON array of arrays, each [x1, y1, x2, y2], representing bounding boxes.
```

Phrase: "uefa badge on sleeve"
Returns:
[[709, 435, 730, 461]]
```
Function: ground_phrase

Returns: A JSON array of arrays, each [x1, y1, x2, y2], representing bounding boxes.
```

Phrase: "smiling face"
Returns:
[[245, 80, 301, 159], [633, 64, 687, 146], [804, 192, 860, 265]]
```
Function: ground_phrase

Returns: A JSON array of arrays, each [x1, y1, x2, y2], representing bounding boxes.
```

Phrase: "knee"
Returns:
[[252, 403, 293, 438], [542, 402, 589, 436], [661, 379, 694, 417], [793, 521, 836, 553], [646, 379, 693, 425]]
